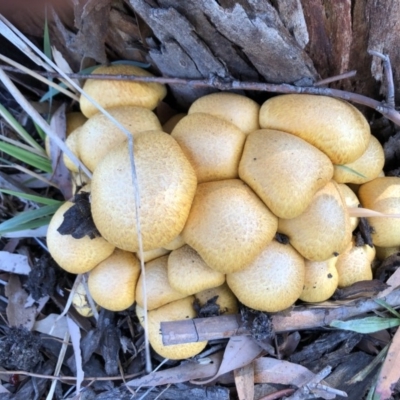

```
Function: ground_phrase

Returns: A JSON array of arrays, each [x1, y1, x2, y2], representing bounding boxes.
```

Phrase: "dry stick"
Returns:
[[161, 287, 400, 346], [0, 15, 152, 374], [369, 50, 395, 109], [1, 66, 400, 126], [314, 70, 357, 86]]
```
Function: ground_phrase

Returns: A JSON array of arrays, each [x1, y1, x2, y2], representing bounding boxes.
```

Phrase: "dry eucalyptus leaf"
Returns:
[[0, 251, 31, 275], [34, 313, 68, 339], [5, 274, 37, 330], [234, 362, 254, 400]]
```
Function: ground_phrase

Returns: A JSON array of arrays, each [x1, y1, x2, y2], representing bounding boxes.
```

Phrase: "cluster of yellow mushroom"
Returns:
[[46, 64, 400, 360]]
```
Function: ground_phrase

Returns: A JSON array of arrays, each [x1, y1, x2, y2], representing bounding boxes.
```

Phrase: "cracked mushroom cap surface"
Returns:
[[91, 131, 197, 252]]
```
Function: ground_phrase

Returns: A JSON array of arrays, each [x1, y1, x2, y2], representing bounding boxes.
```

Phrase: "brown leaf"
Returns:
[[5, 275, 37, 330], [254, 357, 315, 386], [127, 352, 222, 387], [375, 327, 400, 400], [234, 362, 254, 400], [192, 336, 263, 385]]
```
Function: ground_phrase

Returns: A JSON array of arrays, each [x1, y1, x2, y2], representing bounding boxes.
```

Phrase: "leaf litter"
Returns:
[[1, 4, 400, 400]]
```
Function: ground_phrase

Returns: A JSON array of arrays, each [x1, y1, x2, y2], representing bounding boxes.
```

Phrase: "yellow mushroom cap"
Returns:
[[72, 281, 99, 318], [91, 131, 197, 252], [239, 129, 334, 219], [227, 240, 305, 312], [47, 202, 115, 274], [335, 240, 374, 288], [167, 245, 225, 295], [375, 245, 400, 261], [80, 64, 167, 118], [88, 249, 141, 311], [163, 234, 185, 251], [135, 255, 187, 311], [259, 94, 371, 164], [358, 177, 400, 247], [188, 92, 260, 134], [336, 183, 360, 231], [171, 113, 246, 183], [162, 113, 186, 134], [299, 257, 339, 303], [333, 135, 385, 184], [183, 179, 278, 273], [136, 248, 170, 263], [278, 181, 352, 261], [63, 127, 82, 173], [195, 283, 239, 315], [78, 106, 162, 172], [136, 297, 208, 360]]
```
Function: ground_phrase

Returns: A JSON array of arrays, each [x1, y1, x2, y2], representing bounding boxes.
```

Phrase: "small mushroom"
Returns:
[[171, 113, 246, 183], [91, 131, 197, 252], [188, 92, 260, 134], [135, 255, 187, 311], [167, 245, 225, 295], [183, 179, 278, 273], [358, 177, 400, 247], [299, 257, 338, 303], [136, 297, 208, 360], [80, 64, 167, 118], [239, 129, 334, 219], [226, 240, 305, 312], [259, 94, 371, 164], [47, 201, 115, 274], [195, 283, 239, 315], [278, 181, 352, 261], [88, 249, 141, 311]]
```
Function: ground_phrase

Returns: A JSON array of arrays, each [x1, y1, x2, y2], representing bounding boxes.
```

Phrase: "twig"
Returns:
[[369, 50, 395, 109], [0, 66, 399, 126], [258, 388, 296, 400], [161, 286, 400, 345], [314, 70, 357, 86]]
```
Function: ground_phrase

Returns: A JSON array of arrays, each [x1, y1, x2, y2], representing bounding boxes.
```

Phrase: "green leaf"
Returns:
[[33, 121, 46, 141], [0, 141, 52, 173], [0, 104, 45, 153], [374, 298, 400, 319], [0, 216, 52, 234], [0, 189, 62, 206], [111, 60, 151, 68], [0, 203, 60, 235], [330, 317, 400, 333], [335, 164, 367, 178]]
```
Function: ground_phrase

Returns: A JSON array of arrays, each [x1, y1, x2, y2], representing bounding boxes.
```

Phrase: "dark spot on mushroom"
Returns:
[[327, 273, 333, 278]]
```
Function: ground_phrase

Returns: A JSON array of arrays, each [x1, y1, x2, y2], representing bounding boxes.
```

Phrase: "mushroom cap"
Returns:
[[136, 297, 208, 360], [171, 113, 246, 183], [136, 248, 170, 263], [88, 249, 140, 311], [80, 64, 167, 118], [226, 240, 305, 312], [278, 181, 352, 261], [333, 135, 385, 184], [47, 202, 115, 274], [135, 255, 187, 311], [63, 127, 82, 172], [195, 282, 239, 315], [78, 106, 162, 172], [91, 131, 197, 252], [163, 234, 185, 251], [335, 240, 374, 288], [239, 129, 334, 219], [299, 257, 339, 303], [162, 113, 186, 134], [358, 177, 400, 247], [375, 245, 400, 261], [167, 245, 225, 295], [188, 92, 260, 134], [336, 183, 360, 231], [259, 94, 371, 164], [72, 281, 98, 317], [183, 179, 278, 273]]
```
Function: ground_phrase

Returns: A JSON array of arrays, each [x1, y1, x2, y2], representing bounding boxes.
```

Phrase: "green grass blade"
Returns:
[[0, 189, 62, 206], [0, 216, 52, 234], [374, 298, 400, 319], [33, 121, 46, 141], [43, 13, 52, 60], [335, 165, 367, 179], [0, 104, 45, 153], [330, 316, 400, 333], [0, 203, 60, 234], [112, 60, 151, 68], [0, 141, 52, 173]]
